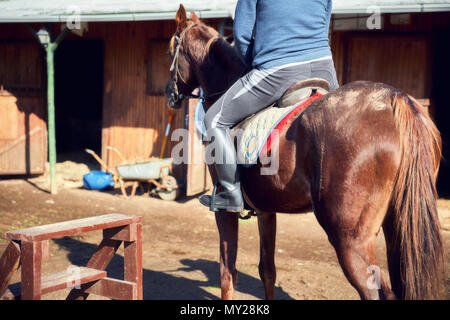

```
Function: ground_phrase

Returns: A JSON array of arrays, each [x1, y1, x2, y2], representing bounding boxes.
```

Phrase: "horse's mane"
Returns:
[[197, 23, 246, 91], [188, 22, 244, 70], [208, 36, 245, 71]]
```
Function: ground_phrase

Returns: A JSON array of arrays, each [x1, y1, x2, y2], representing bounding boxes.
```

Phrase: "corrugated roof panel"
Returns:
[[0, 0, 234, 20], [0, 0, 449, 22]]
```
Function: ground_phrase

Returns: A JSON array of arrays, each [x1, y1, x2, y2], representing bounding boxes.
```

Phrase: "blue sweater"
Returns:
[[234, 0, 333, 69]]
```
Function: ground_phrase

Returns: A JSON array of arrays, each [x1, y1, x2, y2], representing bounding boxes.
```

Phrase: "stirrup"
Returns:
[[209, 184, 218, 212], [239, 210, 259, 220]]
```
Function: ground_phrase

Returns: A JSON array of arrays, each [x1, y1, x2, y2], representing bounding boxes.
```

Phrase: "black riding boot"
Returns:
[[199, 128, 244, 212]]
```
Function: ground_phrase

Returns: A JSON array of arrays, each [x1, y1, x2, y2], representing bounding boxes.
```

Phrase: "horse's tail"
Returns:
[[385, 92, 444, 299]]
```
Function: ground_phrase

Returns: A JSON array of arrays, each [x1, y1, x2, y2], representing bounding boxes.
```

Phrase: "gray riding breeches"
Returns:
[[203, 57, 339, 131]]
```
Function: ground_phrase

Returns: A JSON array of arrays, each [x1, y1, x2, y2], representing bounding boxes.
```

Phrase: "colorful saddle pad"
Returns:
[[233, 92, 324, 166]]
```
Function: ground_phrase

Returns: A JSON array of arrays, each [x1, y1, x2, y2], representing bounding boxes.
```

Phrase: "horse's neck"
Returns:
[[196, 41, 246, 106]]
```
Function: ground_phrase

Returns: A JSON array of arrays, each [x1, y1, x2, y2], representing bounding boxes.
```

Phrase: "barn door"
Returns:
[[344, 34, 433, 113], [0, 41, 47, 175], [186, 98, 212, 196]]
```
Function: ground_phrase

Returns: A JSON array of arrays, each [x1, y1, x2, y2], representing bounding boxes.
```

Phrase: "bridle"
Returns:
[[167, 23, 202, 108], [166, 23, 225, 108]]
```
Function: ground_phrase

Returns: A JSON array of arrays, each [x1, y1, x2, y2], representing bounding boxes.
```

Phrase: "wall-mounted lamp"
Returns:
[[36, 27, 51, 47]]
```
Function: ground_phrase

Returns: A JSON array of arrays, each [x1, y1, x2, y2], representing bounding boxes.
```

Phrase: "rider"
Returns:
[[199, 0, 339, 212]]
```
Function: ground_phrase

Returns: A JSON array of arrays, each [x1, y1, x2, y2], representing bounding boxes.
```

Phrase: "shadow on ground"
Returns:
[[53, 237, 294, 300]]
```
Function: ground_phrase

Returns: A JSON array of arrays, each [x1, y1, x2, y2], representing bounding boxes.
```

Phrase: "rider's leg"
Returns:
[[200, 59, 338, 212], [199, 126, 244, 212], [310, 58, 340, 91], [200, 67, 298, 212]]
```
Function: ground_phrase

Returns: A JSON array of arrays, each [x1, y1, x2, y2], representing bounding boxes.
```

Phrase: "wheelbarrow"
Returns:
[[85, 148, 180, 201]]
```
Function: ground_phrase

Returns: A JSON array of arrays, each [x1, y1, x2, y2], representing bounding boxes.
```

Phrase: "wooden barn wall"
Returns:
[[0, 93, 47, 174], [330, 12, 450, 91], [0, 19, 222, 180], [76, 20, 221, 178], [0, 26, 47, 174], [74, 21, 182, 174]]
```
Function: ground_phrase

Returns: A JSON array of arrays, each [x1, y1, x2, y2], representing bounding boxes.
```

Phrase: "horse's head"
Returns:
[[165, 5, 207, 109], [165, 5, 245, 109]]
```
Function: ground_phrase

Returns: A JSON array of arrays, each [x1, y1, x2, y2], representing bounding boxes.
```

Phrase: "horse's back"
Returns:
[[301, 81, 400, 134]]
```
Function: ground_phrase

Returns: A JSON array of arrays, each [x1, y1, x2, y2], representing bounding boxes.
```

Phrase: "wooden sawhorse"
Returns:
[[0, 213, 142, 300]]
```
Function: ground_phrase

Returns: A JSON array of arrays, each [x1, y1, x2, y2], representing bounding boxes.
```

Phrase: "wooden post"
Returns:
[[21, 241, 43, 300], [124, 223, 143, 299]]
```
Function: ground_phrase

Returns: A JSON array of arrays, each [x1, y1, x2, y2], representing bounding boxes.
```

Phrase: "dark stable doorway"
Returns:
[[432, 32, 450, 197], [54, 40, 103, 164]]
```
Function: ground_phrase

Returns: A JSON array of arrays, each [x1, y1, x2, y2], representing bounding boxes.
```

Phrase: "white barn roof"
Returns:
[[0, 0, 449, 22], [334, 0, 450, 13]]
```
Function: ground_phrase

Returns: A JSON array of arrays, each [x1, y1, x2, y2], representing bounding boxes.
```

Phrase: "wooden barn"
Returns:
[[1, 1, 450, 196], [0, 1, 235, 195]]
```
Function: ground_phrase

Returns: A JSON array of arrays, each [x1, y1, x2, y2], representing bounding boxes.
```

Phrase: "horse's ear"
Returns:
[[175, 4, 187, 32], [190, 11, 200, 24]]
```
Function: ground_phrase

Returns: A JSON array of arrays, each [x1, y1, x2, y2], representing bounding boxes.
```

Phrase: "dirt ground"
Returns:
[[0, 178, 449, 300]]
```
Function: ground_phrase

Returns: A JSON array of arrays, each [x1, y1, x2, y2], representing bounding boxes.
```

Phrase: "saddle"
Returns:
[[277, 78, 330, 108], [233, 78, 330, 166]]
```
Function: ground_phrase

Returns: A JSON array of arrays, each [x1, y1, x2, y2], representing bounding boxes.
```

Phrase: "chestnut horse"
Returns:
[[166, 6, 444, 300]]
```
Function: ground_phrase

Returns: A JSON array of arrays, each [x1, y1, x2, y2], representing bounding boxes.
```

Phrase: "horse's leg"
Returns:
[[330, 233, 395, 300], [311, 166, 397, 299], [206, 162, 239, 300], [257, 211, 277, 300], [215, 212, 239, 300]]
